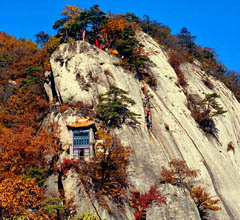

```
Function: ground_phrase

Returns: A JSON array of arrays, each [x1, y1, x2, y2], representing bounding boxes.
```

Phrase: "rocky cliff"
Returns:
[[44, 31, 240, 220]]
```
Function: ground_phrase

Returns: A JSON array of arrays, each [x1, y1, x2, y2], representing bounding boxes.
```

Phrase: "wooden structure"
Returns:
[[67, 117, 96, 161]]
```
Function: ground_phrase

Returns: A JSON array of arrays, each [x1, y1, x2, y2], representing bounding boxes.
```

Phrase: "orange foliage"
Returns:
[[190, 186, 221, 218], [61, 5, 82, 26], [0, 21, 60, 220], [43, 36, 61, 56], [92, 129, 131, 200], [0, 32, 40, 82], [0, 124, 59, 182], [0, 176, 43, 218], [60, 129, 131, 204], [181, 50, 194, 63], [160, 159, 198, 189], [0, 32, 58, 130], [101, 17, 140, 47]]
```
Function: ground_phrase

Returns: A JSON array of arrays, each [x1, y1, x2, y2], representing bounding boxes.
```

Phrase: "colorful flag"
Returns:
[[95, 39, 99, 48]]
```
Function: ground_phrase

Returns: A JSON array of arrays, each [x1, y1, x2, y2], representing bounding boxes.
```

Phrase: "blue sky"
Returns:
[[1, 0, 239, 72]]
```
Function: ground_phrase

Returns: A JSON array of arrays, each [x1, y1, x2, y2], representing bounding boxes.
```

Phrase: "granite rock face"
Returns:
[[44, 31, 240, 219]]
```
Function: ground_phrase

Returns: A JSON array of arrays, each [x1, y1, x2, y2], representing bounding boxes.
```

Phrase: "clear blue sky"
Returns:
[[1, 0, 239, 72]]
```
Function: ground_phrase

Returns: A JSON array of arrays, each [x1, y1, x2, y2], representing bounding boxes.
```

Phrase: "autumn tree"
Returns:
[[101, 16, 140, 49], [160, 159, 198, 189], [0, 29, 63, 220], [0, 176, 43, 218], [96, 86, 139, 127], [59, 129, 131, 203], [61, 5, 82, 26], [54, 5, 108, 43], [0, 124, 59, 180], [130, 187, 165, 219], [187, 93, 227, 136], [0, 121, 60, 218], [160, 159, 221, 218], [190, 186, 221, 219], [92, 129, 131, 200]]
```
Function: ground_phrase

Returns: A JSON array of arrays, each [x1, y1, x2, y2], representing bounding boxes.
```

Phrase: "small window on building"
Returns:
[[73, 129, 90, 147]]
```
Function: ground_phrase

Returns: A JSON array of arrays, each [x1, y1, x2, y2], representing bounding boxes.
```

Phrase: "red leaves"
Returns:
[[130, 187, 166, 219], [60, 159, 80, 174]]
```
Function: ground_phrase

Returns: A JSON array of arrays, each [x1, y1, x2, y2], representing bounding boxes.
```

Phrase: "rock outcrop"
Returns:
[[44, 31, 240, 219]]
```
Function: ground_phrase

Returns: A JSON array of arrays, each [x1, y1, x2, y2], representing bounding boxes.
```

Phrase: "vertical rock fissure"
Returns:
[[49, 70, 60, 102]]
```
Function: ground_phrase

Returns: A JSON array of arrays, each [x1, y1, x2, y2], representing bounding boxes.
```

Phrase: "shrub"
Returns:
[[60, 159, 80, 174], [59, 103, 69, 113], [23, 66, 42, 76], [160, 159, 198, 189], [24, 167, 48, 186], [43, 197, 68, 219], [227, 141, 234, 152], [93, 130, 131, 201], [60, 101, 94, 118], [190, 186, 221, 219], [130, 187, 165, 219], [168, 50, 187, 86], [186, 93, 227, 136], [203, 77, 214, 90], [160, 159, 221, 219], [145, 75, 157, 89]]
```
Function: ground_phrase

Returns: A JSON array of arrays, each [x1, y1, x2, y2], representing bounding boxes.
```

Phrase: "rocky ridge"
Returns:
[[44, 31, 240, 219]]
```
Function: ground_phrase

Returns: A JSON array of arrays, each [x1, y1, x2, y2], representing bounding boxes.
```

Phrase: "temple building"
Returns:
[[66, 117, 97, 161]]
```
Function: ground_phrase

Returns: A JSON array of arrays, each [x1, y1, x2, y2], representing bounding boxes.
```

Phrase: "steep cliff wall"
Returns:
[[45, 32, 240, 219]]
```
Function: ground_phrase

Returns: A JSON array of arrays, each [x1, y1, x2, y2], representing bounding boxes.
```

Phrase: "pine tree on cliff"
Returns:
[[96, 86, 139, 127]]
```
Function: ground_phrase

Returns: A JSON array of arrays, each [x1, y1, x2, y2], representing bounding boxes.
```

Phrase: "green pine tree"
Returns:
[[96, 86, 139, 127]]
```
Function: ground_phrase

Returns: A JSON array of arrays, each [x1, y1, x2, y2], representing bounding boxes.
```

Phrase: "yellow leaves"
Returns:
[[61, 5, 82, 26], [101, 18, 130, 34], [0, 33, 39, 60]]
